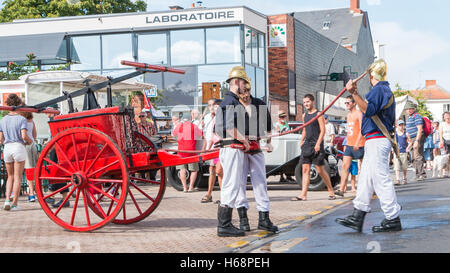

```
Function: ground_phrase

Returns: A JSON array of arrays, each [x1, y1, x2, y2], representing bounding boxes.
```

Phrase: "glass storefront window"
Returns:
[[245, 65, 256, 97], [70, 35, 101, 71], [258, 33, 265, 68], [102, 33, 133, 69], [206, 27, 240, 64], [170, 29, 205, 66], [145, 66, 198, 107], [256, 67, 266, 100], [138, 33, 168, 65], [244, 27, 252, 64], [251, 31, 258, 66], [198, 64, 236, 100]]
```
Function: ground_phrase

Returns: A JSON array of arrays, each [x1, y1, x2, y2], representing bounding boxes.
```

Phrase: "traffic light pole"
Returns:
[[322, 37, 347, 111]]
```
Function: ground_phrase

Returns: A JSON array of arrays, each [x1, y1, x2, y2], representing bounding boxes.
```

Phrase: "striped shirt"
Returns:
[[406, 113, 424, 139]]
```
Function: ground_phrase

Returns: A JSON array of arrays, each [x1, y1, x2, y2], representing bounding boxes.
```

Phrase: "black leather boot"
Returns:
[[217, 206, 245, 237], [335, 208, 367, 232], [237, 207, 250, 231], [372, 217, 402, 232], [257, 211, 278, 233]]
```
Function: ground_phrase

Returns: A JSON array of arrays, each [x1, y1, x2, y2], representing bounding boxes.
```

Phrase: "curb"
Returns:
[[214, 197, 355, 253]]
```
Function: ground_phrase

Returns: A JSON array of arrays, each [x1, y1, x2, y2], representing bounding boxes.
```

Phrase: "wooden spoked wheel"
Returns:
[[87, 132, 166, 225], [35, 128, 129, 232]]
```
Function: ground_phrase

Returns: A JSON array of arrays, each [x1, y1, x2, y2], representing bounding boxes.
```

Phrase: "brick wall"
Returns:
[[268, 12, 375, 121], [268, 14, 299, 120]]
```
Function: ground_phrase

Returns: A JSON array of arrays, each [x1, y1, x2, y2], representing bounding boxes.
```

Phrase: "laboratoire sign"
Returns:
[[146, 10, 238, 25]]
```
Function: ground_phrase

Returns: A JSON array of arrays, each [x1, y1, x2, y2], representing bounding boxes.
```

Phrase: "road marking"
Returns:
[[227, 240, 250, 249], [323, 205, 334, 209], [296, 216, 307, 221], [279, 223, 292, 228], [252, 237, 308, 253], [255, 231, 270, 238]]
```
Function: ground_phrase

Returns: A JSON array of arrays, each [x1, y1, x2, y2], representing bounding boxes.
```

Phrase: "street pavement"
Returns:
[[238, 170, 450, 253], [2, 168, 447, 253], [0, 176, 353, 253]]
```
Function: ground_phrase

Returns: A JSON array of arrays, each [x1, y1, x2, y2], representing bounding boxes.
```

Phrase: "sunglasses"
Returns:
[[344, 102, 352, 105]]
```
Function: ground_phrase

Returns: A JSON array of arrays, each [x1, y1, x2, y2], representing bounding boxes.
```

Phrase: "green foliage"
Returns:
[[0, 0, 147, 23], [393, 83, 433, 120], [0, 53, 69, 80]]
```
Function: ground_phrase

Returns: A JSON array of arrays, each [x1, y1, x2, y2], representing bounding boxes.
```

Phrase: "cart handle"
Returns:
[[121, 61, 185, 74], [0, 105, 60, 115]]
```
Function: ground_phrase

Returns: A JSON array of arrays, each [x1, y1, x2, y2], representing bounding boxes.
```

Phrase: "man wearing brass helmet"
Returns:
[[336, 59, 402, 233], [214, 66, 277, 237]]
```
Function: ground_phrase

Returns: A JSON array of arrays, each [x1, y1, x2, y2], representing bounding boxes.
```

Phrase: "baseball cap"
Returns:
[[398, 120, 405, 125], [278, 110, 287, 117]]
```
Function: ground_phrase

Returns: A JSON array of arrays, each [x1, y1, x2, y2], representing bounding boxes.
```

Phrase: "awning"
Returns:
[[0, 33, 74, 64]]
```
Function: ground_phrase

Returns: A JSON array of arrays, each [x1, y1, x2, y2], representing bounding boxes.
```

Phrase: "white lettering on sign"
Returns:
[[146, 10, 235, 24]]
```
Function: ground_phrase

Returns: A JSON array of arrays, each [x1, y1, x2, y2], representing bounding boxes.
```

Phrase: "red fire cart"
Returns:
[[17, 61, 219, 232]]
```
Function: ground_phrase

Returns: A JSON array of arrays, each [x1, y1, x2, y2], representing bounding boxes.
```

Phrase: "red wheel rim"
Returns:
[[86, 133, 166, 224], [35, 128, 129, 232]]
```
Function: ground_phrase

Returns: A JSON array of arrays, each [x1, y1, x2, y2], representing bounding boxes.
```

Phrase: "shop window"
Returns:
[[138, 32, 168, 65], [102, 33, 133, 69], [145, 66, 198, 107], [70, 35, 101, 71], [258, 33, 265, 68], [251, 31, 258, 65], [198, 64, 237, 101], [244, 27, 252, 65], [444, 104, 450, 112], [206, 27, 240, 64], [245, 65, 256, 97], [255, 67, 266, 99], [170, 29, 205, 66]]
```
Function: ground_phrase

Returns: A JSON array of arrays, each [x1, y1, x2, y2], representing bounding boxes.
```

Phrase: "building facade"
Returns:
[[0, 6, 268, 116], [268, 0, 375, 121], [0, 1, 376, 122]]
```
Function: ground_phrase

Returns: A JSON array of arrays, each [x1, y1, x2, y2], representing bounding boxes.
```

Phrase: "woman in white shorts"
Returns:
[[0, 94, 33, 211], [22, 111, 38, 202]]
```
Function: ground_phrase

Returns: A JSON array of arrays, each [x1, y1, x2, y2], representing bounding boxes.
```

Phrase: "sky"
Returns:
[[1, 0, 449, 92], [144, 0, 450, 92]]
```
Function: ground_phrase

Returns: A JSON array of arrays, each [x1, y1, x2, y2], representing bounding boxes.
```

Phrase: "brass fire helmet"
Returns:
[[368, 59, 387, 81], [226, 66, 252, 90]]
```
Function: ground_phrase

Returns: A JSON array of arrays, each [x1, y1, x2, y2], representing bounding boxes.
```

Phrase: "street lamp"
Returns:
[[322, 37, 348, 111]]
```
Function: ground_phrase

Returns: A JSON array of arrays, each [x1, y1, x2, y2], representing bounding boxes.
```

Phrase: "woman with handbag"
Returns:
[[291, 94, 336, 201]]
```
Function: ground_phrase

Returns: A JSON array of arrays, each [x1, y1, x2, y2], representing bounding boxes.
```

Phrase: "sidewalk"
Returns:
[[0, 179, 355, 253]]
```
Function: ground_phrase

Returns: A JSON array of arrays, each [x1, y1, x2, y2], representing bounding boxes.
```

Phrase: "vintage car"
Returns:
[[166, 121, 341, 191]]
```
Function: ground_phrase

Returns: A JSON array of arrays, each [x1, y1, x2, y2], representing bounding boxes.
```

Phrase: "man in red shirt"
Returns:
[[172, 114, 204, 192]]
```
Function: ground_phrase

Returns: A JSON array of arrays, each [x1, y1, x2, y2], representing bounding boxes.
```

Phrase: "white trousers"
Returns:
[[353, 138, 401, 220], [236, 152, 270, 212], [219, 148, 270, 211]]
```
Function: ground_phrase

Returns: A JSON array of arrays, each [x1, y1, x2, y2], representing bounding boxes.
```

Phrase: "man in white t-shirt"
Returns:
[[324, 115, 336, 148]]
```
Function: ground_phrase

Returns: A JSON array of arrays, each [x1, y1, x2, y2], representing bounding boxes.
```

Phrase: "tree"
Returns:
[[393, 83, 433, 120], [0, 0, 147, 23]]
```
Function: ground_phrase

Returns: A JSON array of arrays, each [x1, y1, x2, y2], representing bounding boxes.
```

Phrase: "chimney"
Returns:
[[350, 0, 362, 14], [426, 80, 437, 87], [169, 6, 184, 10]]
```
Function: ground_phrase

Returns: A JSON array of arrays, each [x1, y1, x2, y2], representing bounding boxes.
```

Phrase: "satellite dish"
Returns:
[[67, 0, 81, 4]]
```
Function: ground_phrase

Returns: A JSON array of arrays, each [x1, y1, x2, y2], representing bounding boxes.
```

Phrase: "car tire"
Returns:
[[294, 161, 331, 191], [166, 166, 203, 191]]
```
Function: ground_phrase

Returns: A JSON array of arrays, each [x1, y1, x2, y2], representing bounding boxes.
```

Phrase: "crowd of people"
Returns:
[[1, 61, 449, 238]]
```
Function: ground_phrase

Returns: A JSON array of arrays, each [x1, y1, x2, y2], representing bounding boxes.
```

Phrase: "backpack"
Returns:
[[414, 113, 432, 137]]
